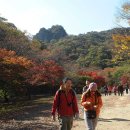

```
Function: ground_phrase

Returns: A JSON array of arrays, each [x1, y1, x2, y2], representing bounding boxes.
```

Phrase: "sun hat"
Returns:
[[88, 82, 97, 90]]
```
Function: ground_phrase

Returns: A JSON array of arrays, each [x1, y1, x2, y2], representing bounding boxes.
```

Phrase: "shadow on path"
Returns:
[[0, 97, 59, 130], [99, 117, 130, 122]]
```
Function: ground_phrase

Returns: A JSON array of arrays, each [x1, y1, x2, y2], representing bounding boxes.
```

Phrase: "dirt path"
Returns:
[[72, 93, 130, 130], [0, 93, 130, 130]]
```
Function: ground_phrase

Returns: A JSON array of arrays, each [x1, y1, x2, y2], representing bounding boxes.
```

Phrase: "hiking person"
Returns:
[[113, 85, 117, 95], [118, 84, 124, 96], [81, 82, 103, 130], [103, 85, 108, 96], [125, 83, 129, 94], [108, 85, 112, 95], [82, 80, 90, 119], [83, 80, 90, 93], [51, 77, 79, 130]]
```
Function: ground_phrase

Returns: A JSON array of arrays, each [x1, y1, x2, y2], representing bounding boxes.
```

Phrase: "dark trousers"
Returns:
[[59, 116, 73, 130]]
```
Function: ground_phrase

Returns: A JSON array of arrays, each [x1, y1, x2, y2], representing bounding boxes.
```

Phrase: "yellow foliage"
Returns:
[[112, 34, 130, 62]]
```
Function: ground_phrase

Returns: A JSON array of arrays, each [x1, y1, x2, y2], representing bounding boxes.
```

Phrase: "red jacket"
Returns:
[[81, 91, 103, 116], [51, 89, 79, 116]]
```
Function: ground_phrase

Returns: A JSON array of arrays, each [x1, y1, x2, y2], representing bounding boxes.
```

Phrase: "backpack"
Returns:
[[82, 85, 88, 93]]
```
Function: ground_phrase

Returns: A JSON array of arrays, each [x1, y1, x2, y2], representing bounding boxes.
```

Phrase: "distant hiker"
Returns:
[[125, 83, 129, 94], [81, 82, 103, 130], [113, 85, 117, 95], [83, 80, 90, 93], [118, 84, 124, 96], [82, 80, 90, 119], [103, 85, 108, 96], [51, 77, 79, 130], [108, 85, 112, 95]]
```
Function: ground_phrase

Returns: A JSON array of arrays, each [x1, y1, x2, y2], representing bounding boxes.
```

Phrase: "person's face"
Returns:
[[86, 81, 90, 85], [90, 86, 97, 92], [65, 80, 72, 90]]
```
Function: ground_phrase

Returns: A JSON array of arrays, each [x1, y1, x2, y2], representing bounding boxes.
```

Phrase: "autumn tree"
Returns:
[[112, 34, 130, 62], [0, 49, 32, 101], [78, 70, 105, 87], [24, 60, 64, 93], [112, 1, 130, 63]]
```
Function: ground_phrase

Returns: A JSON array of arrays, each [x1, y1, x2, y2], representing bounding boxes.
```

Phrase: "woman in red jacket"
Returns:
[[81, 82, 103, 130], [51, 77, 79, 130]]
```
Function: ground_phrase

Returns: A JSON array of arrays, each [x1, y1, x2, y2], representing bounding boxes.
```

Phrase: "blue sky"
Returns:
[[0, 0, 126, 35]]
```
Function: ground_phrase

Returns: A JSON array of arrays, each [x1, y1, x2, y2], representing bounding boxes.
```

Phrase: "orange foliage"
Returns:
[[0, 49, 15, 58], [0, 48, 32, 67], [0, 48, 33, 83]]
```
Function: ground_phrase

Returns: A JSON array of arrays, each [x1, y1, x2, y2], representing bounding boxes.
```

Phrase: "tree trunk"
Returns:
[[26, 85, 31, 100], [4, 91, 9, 103]]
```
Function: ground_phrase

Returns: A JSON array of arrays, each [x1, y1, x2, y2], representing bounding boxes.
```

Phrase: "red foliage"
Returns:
[[121, 75, 129, 85], [25, 60, 64, 85], [78, 70, 105, 87], [92, 75, 105, 87]]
